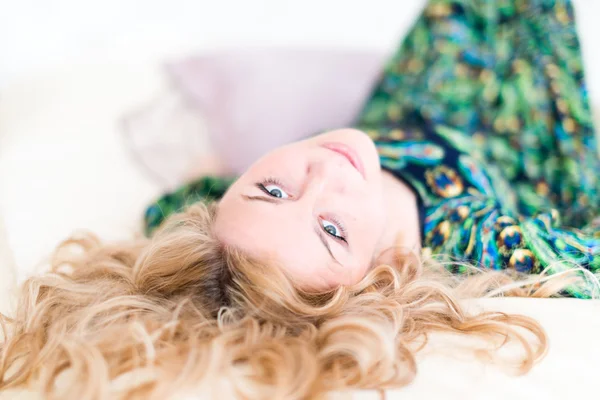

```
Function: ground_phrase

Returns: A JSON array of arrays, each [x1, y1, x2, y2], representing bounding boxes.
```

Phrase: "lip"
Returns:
[[321, 142, 366, 179]]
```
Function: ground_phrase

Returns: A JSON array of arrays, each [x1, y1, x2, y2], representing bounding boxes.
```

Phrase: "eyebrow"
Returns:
[[242, 194, 341, 265]]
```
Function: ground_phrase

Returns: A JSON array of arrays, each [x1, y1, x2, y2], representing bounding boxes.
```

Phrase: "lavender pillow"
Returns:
[[123, 48, 386, 189]]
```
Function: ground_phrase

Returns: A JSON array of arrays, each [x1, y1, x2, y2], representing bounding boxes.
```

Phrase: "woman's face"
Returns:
[[215, 129, 386, 290]]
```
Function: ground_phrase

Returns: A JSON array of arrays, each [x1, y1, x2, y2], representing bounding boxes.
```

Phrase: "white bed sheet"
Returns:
[[2, 1, 600, 398]]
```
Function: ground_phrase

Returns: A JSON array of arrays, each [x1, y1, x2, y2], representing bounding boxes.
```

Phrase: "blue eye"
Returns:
[[260, 183, 289, 199], [321, 218, 346, 241]]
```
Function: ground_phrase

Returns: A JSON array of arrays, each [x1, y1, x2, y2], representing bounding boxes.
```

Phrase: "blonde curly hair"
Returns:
[[0, 202, 572, 399]]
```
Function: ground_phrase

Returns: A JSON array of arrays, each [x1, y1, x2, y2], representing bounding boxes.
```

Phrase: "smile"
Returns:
[[321, 142, 366, 179]]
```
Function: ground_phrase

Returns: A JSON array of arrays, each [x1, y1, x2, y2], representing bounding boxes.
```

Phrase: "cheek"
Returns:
[[360, 188, 387, 234], [350, 195, 386, 262]]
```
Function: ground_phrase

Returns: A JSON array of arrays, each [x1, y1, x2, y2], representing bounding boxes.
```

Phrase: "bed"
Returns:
[[1, 1, 600, 398]]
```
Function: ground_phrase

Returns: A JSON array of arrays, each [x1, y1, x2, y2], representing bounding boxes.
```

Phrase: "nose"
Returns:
[[303, 157, 349, 199]]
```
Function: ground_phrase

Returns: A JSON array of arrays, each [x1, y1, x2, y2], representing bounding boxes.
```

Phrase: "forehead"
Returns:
[[214, 194, 349, 288]]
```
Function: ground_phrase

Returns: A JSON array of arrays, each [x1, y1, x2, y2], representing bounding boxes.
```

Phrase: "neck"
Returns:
[[375, 170, 422, 266]]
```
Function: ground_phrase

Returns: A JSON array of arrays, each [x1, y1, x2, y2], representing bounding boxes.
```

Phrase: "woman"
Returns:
[[1, 0, 598, 399], [145, 0, 600, 297]]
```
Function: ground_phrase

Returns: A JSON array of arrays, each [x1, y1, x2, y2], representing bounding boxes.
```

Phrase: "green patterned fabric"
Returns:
[[144, 176, 236, 236], [144, 0, 600, 298], [358, 0, 599, 227]]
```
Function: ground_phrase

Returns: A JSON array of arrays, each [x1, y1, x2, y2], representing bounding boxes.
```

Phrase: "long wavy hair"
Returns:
[[0, 202, 580, 399]]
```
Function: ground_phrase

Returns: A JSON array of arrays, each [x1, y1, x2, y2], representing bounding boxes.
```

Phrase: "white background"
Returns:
[[0, 0, 425, 88], [0, 0, 599, 101]]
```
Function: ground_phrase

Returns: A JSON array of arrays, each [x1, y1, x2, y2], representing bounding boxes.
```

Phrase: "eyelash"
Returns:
[[323, 215, 348, 243], [256, 177, 348, 244], [256, 177, 286, 196]]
